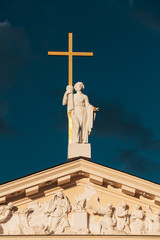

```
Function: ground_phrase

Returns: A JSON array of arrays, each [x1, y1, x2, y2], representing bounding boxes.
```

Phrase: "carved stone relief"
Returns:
[[45, 192, 71, 234], [0, 192, 159, 235], [89, 198, 116, 234], [71, 191, 89, 234], [130, 205, 146, 234], [115, 201, 130, 234], [146, 206, 160, 235]]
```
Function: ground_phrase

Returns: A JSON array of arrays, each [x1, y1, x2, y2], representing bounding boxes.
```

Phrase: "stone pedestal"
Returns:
[[68, 143, 91, 161], [71, 210, 89, 234]]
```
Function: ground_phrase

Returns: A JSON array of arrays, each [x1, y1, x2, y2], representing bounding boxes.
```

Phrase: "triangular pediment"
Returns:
[[0, 159, 159, 203], [0, 159, 160, 236]]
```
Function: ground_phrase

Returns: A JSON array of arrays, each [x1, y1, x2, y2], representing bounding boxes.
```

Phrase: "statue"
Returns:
[[130, 205, 145, 234], [115, 202, 130, 234], [89, 197, 116, 234], [45, 192, 71, 234], [63, 82, 98, 143]]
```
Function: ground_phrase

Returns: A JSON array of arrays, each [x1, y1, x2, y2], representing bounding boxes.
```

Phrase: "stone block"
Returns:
[[72, 210, 89, 231], [155, 196, 160, 205], [58, 175, 71, 185], [68, 143, 91, 160], [26, 185, 39, 197], [0, 196, 6, 204], [122, 185, 135, 196], [90, 174, 103, 185]]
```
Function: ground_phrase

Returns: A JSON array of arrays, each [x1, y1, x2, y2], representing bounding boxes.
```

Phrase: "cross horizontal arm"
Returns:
[[48, 51, 69, 56], [72, 52, 93, 56]]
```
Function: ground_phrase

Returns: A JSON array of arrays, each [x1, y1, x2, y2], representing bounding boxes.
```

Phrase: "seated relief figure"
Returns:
[[63, 82, 98, 143], [115, 202, 130, 234], [89, 197, 116, 234], [45, 192, 71, 234]]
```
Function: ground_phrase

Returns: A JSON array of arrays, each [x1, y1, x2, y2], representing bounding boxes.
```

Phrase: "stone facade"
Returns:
[[0, 159, 159, 238]]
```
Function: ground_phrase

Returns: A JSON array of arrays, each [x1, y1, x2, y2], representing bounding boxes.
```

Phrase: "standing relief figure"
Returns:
[[146, 206, 160, 235], [45, 192, 71, 234], [130, 205, 146, 234], [115, 202, 130, 234], [63, 82, 98, 143], [89, 197, 116, 234]]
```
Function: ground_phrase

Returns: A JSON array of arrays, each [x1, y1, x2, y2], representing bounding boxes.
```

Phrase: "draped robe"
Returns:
[[63, 91, 95, 143]]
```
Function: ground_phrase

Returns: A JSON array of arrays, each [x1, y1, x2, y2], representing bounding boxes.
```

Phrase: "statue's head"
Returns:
[[57, 192, 64, 199], [39, 224, 45, 229], [106, 202, 112, 209], [74, 82, 84, 92], [135, 205, 141, 210], [156, 210, 160, 215], [6, 202, 14, 210], [121, 201, 127, 208]]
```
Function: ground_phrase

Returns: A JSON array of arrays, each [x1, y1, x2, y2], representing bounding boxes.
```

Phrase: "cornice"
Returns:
[[0, 159, 159, 205]]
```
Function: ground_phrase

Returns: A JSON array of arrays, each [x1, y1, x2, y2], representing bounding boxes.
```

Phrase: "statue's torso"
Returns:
[[74, 93, 87, 107]]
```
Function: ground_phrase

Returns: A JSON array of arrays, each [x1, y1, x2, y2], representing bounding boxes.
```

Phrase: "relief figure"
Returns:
[[89, 197, 116, 234], [45, 192, 71, 234], [115, 202, 130, 234]]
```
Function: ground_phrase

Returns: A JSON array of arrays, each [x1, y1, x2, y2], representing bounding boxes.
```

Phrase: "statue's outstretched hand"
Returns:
[[93, 107, 99, 111], [66, 85, 73, 94]]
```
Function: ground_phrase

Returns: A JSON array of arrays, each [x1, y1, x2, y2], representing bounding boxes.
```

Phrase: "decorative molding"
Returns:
[[139, 191, 154, 200], [0, 159, 159, 206], [0, 236, 158, 239], [107, 181, 119, 188]]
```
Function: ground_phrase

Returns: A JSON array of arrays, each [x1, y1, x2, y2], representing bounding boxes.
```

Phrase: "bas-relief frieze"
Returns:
[[0, 190, 160, 236]]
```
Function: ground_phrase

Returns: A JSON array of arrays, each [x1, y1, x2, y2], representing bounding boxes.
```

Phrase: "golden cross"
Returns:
[[48, 33, 93, 143]]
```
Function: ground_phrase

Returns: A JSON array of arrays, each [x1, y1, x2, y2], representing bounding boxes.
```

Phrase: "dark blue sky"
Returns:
[[1, 0, 160, 184]]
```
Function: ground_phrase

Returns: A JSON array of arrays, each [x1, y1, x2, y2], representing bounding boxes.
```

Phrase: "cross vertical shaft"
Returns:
[[68, 33, 73, 143], [68, 33, 73, 86], [48, 33, 93, 143]]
